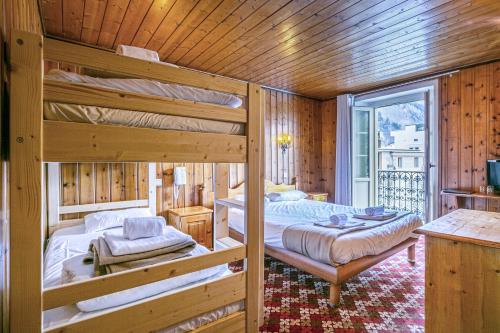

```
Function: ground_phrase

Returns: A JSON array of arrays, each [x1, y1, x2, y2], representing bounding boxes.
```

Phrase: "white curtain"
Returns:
[[335, 94, 353, 205]]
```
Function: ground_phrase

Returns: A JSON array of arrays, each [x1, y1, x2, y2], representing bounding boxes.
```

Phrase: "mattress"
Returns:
[[43, 224, 243, 332], [43, 69, 245, 135], [228, 199, 422, 265]]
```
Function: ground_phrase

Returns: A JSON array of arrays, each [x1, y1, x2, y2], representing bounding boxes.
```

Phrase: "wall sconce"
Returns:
[[278, 134, 292, 154]]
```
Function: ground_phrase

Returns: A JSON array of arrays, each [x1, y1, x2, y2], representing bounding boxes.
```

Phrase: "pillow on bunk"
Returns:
[[267, 190, 307, 202], [233, 194, 270, 205], [266, 183, 296, 193], [84, 207, 153, 233]]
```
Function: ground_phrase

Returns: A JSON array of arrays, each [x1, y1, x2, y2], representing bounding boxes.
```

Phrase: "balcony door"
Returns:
[[352, 82, 438, 221]]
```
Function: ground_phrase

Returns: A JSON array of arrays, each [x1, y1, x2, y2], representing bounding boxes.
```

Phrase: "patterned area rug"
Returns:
[[233, 239, 425, 332]]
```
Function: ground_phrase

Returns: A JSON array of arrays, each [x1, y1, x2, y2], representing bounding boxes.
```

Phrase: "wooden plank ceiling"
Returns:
[[41, 0, 500, 99]]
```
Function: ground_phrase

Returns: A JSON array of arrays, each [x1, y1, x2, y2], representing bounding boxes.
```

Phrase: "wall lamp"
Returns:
[[277, 134, 292, 154]]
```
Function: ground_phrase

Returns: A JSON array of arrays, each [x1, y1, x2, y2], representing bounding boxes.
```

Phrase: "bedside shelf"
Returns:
[[440, 190, 500, 200], [440, 190, 500, 210]]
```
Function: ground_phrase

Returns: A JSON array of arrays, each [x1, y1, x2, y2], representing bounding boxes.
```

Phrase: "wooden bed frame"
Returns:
[[229, 226, 417, 305], [9, 30, 264, 332]]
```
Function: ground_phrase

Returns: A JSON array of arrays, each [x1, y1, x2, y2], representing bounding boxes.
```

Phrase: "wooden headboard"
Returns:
[[46, 163, 159, 235]]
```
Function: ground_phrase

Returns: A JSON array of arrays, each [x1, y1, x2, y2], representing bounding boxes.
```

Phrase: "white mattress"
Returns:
[[46, 69, 243, 108], [43, 224, 243, 332], [228, 199, 422, 265], [43, 69, 245, 135]]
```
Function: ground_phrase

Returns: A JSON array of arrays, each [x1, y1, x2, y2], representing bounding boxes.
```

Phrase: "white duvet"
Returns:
[[229, 199, 422, 265], [43, 225, 243, 331]]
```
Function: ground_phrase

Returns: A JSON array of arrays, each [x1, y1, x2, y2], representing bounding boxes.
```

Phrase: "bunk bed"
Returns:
[[9, 30, 264, 332]]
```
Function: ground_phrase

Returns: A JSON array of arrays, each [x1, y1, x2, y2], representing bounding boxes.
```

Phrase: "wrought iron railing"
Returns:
[[377, 170, 425, 217]]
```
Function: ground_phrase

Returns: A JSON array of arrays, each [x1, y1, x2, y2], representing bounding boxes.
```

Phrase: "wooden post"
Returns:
[[214, 163, 229, 239], [407, 243, 416, 264], [246, 83, 264, 332], [9, 30, 43, 332]]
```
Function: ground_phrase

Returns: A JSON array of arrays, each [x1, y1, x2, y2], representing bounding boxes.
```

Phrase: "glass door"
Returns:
[[352, 107, 374, 208], [352, 82, 438, 222]]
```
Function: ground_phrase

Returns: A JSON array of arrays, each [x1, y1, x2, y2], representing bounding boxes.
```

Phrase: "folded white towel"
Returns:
[[329, 213, 348, 224], [103, 226, 192, 256], [314, 220, 365, 229], [116, 45, 160, 62], [123, 216, 165, 240], [364, 205, 385, 216]]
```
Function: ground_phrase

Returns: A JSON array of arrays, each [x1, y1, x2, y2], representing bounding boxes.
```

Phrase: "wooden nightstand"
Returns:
[[168, 206, 213, 249], [306, 192, 328, 201]]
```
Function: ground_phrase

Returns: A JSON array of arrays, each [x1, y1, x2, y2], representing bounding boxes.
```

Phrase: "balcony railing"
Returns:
[[377, 170, 425, 217]]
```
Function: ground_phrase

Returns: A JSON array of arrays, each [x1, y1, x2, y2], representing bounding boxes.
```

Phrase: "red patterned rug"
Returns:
[[233, 239, 425, 332]]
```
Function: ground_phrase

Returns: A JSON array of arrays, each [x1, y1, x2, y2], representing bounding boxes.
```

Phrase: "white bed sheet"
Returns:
[[43, 224, 243, 332], [228, 199, 422, 265]]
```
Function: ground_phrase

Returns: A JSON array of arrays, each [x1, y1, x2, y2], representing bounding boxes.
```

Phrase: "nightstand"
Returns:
[[167, 206, 213, 249], [306, 192, 328, 201]]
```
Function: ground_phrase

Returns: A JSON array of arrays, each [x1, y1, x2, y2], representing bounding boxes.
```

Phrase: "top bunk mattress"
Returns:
[[43, 70, 245, 135], [45, 69, 243, 108]]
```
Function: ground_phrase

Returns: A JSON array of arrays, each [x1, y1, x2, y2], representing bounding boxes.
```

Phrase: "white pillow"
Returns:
[[267, 190, 307, 202], [84, 207, 152, 233], [233, 194, 270, 205]]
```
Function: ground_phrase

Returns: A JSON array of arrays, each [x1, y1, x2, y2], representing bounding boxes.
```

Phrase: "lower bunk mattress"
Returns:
[[229, 199, 422, 266], [43, 224, 243, 332]]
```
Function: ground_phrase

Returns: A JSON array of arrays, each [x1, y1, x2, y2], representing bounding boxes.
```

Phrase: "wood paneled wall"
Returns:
[[263, 89, 323, 192], [440, 60, 500, 214], [55, 88, 326, 222], [320, 99, 337, 202]]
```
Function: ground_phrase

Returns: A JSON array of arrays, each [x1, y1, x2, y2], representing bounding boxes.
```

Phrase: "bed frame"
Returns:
[[229, 226, 417, 306], [9, 30, 264, 332]]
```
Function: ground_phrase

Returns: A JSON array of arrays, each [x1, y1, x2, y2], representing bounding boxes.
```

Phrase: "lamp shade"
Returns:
[[174, 166, 187, 186]]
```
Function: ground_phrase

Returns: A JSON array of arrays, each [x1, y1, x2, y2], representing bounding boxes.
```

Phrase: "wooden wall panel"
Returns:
[[262, 88, 323, 192], [440, 60, 500, 214], [320, 99, 337, 202], [54, 87, 326, 222]]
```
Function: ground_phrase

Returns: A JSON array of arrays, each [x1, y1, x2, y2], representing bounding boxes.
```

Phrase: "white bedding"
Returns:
[[43, 69, 245, 135], [46, 69, 243, 108], [228, 199, 422, 265], [43, 224, 243, 332]]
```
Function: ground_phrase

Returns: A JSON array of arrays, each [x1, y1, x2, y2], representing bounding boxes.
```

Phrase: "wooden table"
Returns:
[[415, 209, 500, 332]]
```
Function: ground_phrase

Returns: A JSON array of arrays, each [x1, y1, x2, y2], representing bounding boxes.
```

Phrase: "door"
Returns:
[[352, 106, 374, 208], [352, 83, 438, 222]]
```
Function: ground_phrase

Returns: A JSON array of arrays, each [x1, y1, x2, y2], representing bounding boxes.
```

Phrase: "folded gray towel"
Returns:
[[87, 236, 196, 275], [353, 211, 398, 221], [314, 220, 365, 229]]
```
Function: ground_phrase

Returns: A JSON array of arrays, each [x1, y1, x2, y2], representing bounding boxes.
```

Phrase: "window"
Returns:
[[414, 157, 419, 168], [397, 157, 402, 168]]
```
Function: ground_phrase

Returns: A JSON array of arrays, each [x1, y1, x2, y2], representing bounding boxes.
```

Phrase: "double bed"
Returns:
[[227, 197, 422, 305]]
